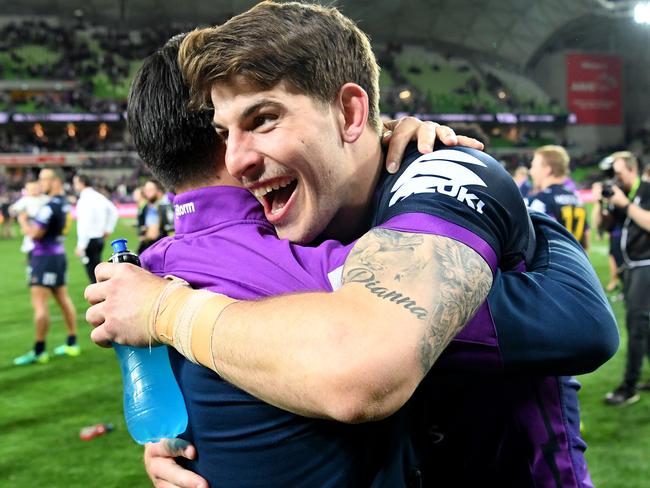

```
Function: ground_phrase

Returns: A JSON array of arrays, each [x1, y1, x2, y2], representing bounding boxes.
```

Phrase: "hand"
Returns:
[[608, 185, 629, 208], [75, 248, 84, 258], [84, 262, 168, 347], [144, 439, 209, 488], [382, 116, 485, 173], [591, 182, 603, 202]]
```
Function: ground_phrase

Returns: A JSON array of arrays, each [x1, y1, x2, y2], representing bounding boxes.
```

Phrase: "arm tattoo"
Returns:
[[343, 227, 491, 374], [419, 238, 491, 372]]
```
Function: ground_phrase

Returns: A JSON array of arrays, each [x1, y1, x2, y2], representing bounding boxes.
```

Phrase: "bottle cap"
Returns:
[[111, 239, 129, 253]]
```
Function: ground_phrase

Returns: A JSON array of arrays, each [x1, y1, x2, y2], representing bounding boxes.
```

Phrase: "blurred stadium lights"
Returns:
[[593, 0, 650, 21], [33, 123, 45, 139], [634, 2, 650, 23], [398, 89, 412, 100], [98, 123, 109, 140]]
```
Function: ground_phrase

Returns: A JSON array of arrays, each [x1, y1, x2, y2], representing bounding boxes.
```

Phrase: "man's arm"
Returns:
[[104, 198, 119, 236], [18, 213, 46, 240], [488, 211, 618, 374], [626, 202, 650, 232], [76, 197, 90, 252], [211, 229, 490, 422], [87, 230, 491, 423]]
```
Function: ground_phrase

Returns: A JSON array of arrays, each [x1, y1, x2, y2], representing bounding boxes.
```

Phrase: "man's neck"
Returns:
[[540, 176, 565, 190], [321, 130, 383, 242], [174, 167, 244, 195]]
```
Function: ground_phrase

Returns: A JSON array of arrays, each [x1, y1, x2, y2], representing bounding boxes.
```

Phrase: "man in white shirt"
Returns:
[[10, 181, 49, 255], [73, 174, 119, 283]]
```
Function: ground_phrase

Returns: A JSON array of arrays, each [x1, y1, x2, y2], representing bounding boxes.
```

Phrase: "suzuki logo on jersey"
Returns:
[[389, 149, 487, 214]]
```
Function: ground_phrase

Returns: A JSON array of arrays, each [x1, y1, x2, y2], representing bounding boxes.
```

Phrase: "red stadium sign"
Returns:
[[566, 53, 622, 125]]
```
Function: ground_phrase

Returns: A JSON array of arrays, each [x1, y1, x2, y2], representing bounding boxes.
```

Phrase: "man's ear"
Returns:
[[336, 83, 369, 143]]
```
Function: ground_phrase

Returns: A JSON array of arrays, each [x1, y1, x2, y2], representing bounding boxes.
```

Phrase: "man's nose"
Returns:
[[224, 131, 264, 182]]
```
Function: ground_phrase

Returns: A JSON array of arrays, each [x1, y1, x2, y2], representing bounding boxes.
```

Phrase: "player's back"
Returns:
[[528, 184, 587, 245]]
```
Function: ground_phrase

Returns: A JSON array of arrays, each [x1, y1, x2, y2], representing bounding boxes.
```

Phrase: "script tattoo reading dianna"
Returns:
[[343, 228, 491, 373]]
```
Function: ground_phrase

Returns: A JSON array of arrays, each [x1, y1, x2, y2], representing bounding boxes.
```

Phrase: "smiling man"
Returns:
[[87, 2, 617, 486]]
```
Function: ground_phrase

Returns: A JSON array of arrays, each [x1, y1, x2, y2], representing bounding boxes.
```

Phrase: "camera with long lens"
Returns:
[[601, 182, 615, 198], [598, 156, 616, 199]]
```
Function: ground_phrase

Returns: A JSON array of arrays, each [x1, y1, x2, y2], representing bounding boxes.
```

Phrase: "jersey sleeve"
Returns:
[[372, 144, 535, 272], [488, 211, 619, 374]]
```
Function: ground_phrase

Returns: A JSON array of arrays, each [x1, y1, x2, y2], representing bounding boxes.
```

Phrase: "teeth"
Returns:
[[252, 178, 295, 199]]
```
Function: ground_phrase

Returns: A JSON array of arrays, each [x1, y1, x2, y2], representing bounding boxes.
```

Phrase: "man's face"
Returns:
[[73, 176, 83, 194], [143, 182, 160, 204], [529, 153, 548, 189], [38, 170, 55, 194], [613, 158, 636, 191], [211, 78, 354, 244]]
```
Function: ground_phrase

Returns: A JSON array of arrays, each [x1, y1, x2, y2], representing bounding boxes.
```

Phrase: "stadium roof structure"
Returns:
[[0, 0, 641, 69]]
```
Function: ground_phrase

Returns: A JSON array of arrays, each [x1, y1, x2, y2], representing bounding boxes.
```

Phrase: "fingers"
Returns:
[[89, 324, 113, 348], [430, 124, 456, 151], [145, 441, 209, 488], [455, 135, 484, 151], [94, 261, 116, 282], [163, 438, 197, 459], [384, 116, 424, 173]]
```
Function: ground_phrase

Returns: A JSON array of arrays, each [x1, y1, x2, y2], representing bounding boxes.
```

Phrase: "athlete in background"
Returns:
[[14, 168, 79, 365], [528, 145, 590, 249]]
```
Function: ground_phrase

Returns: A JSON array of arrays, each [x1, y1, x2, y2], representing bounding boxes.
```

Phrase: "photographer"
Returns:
[[594, 151, 650, 406]]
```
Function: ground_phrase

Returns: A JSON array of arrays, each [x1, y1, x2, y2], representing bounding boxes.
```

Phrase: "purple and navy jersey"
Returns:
[[372, 145, 536, 273], [32, 195, 70, 256], [368, 145, 599, 486], [528, 184, 588, 245]]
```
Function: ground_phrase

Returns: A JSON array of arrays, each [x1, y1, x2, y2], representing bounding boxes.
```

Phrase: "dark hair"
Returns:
[[74, 173, 92, 187], [179, 1, 381, 133], [127, 34, 221, 192]]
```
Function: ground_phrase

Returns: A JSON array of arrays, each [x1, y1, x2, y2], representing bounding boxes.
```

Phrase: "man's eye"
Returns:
[[253, 114, 276, 129], [216, 130, 228, 142]]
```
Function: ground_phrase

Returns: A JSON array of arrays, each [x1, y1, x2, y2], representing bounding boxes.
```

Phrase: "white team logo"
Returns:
[[174, 202, 196, 218], [389, 149, 487, 214]]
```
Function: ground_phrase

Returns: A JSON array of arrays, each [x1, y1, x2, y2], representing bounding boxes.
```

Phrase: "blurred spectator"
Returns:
[[512, 166, 532, 199], [72, 173, 119, 283], [137, 179, 174, 254]]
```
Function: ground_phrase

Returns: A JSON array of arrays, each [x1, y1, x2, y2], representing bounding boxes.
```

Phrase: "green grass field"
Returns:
[[0, 219, 648, 487]]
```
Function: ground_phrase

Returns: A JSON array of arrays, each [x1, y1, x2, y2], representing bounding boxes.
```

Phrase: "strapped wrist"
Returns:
[[149, 277, 237, 367]]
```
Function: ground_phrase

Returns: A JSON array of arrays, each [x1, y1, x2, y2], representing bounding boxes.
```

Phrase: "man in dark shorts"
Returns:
[[14, 168, 79, 365]]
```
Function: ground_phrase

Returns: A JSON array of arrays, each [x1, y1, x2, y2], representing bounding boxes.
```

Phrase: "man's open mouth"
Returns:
[[251, 177, 298, 217]]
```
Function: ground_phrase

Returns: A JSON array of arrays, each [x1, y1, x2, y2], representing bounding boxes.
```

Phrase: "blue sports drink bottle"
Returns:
[[109, 239, 188, 444]]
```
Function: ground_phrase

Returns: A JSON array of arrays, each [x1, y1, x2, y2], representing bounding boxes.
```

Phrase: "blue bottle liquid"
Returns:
[[109, 239, 188, 444]]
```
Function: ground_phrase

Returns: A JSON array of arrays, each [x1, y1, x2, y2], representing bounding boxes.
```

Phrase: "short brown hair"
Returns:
[[535, 145, 570, 178], [610, 151, 638, 173], [179, 1, 381, 133]]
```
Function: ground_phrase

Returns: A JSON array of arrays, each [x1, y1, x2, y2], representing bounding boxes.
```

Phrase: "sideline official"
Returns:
[[73, 174, 118, 283]]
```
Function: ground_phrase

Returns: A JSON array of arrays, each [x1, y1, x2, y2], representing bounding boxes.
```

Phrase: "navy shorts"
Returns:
[[28, 254, 67, 288]]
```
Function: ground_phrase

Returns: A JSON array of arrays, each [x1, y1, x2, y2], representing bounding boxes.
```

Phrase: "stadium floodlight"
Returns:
[[398, 89, 412, 100], [634, 2, 650, 24]]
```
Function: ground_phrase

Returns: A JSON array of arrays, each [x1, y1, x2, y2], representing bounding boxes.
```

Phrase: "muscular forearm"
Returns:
[[211, 285, 424, 423], [195, 231, 490, 422]]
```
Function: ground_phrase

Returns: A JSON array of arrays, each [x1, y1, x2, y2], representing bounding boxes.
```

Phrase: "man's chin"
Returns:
[[275, 222, 321, 245]]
